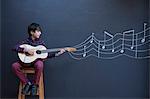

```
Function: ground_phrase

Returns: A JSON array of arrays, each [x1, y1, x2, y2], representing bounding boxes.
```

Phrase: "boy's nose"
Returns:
[[38, 31, 41, 35]]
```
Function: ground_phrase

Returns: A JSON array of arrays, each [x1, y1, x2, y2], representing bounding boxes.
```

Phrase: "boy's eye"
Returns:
[[35, 30, 41, 33]]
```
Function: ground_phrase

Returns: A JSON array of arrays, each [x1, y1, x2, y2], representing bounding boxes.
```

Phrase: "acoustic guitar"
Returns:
[[18, 44, 76, 63]]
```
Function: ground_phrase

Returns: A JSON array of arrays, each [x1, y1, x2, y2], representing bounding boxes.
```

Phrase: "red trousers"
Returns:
[[12, 60, 43, 85]]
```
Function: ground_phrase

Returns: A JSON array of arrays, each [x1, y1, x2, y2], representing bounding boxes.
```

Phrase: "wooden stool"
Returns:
[[18, 67, 44, 99]]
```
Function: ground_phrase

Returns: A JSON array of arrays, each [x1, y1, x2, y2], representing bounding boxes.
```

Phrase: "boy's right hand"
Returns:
[[27, 50, 34, 56], [24, 48, 34, 56]]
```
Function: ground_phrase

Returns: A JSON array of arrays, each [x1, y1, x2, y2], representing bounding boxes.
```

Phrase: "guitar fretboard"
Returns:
[[40, 48, 62, 53]]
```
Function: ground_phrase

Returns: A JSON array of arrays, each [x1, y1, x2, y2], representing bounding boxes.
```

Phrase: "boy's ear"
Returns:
[[30, 31, 34, 35]]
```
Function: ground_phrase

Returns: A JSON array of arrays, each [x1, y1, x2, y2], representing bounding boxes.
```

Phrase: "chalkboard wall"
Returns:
[[1, 0, 149, 98], [0, 0, 1, 98]]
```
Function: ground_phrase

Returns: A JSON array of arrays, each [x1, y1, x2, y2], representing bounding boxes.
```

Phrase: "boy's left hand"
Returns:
[[59, 48, 66, 54], [55, 48, 66, 56]]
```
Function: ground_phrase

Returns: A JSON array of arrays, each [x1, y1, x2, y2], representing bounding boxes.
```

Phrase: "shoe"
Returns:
[[22, 82, 32, 95], [30, 84, 38, 96]]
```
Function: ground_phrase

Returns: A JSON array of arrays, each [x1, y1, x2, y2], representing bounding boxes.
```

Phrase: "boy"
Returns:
[[12, 23, 66, 95]]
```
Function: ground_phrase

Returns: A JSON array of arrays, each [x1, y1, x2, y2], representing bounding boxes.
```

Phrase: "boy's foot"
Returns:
[[30, 84, 38, 96], [22, 82, 32, 95]]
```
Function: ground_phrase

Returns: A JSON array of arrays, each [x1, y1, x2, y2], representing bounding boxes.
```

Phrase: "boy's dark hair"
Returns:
[[28, 23, 42, 36]]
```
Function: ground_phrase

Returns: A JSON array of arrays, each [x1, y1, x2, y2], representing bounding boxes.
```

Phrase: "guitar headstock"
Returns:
[[64, 47, 77, 52]]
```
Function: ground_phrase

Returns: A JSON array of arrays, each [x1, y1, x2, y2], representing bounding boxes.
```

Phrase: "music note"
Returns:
[[111, 37, 114, 52], [135, 34, 138, 58], [102, 31, 114, 52], [141, 23, 147, 43], [90, 33, 94, 43], [112, 41, 114, 52], [130, 30, 135, 49], [102, 31, 106, 49], [98, 41, 100, 58], [83, 46, 86, 57], [120, 30, 134, 53]]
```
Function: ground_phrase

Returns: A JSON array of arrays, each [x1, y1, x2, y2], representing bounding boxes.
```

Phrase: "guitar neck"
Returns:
[[41, 48, 63, 53]]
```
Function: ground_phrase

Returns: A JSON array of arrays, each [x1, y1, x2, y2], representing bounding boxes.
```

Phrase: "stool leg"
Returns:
[[18, 81, 25, 99], [39, 72, 44, 99]]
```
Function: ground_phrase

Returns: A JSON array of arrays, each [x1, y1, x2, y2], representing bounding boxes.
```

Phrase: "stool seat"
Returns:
[[18, 67, 44, 99]]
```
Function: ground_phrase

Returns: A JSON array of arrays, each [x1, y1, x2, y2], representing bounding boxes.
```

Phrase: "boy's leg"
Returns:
[[12, 61, 28, 84], [33, 60, 44, 85], [12, 61, 32, 94], [31, 60, 44, 95]]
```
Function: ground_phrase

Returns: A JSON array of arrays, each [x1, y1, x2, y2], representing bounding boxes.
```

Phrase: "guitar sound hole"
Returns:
[[36, 50, 41, 54]]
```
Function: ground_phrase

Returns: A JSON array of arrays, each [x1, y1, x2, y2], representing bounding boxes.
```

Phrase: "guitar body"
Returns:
[[18, 44, 48, 63]]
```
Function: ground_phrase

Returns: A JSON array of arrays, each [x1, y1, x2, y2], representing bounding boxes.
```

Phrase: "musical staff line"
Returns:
[[69, 23, 150, 60]]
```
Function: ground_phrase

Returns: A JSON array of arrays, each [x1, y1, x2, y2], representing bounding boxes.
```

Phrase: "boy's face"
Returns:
[[31, 30, 41, 39]]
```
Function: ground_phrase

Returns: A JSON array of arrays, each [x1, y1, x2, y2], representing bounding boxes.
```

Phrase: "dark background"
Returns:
[[149, 0, 150, 98], [0, 0, 1, 98], [1, 0, 149, 98]]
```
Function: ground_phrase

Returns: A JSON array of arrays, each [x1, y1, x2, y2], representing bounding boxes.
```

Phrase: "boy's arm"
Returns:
[[12, 40, 26, 53], [41, 41, 65, 58], [47, 52, 57, 58], [47, 51, 65, 58]]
